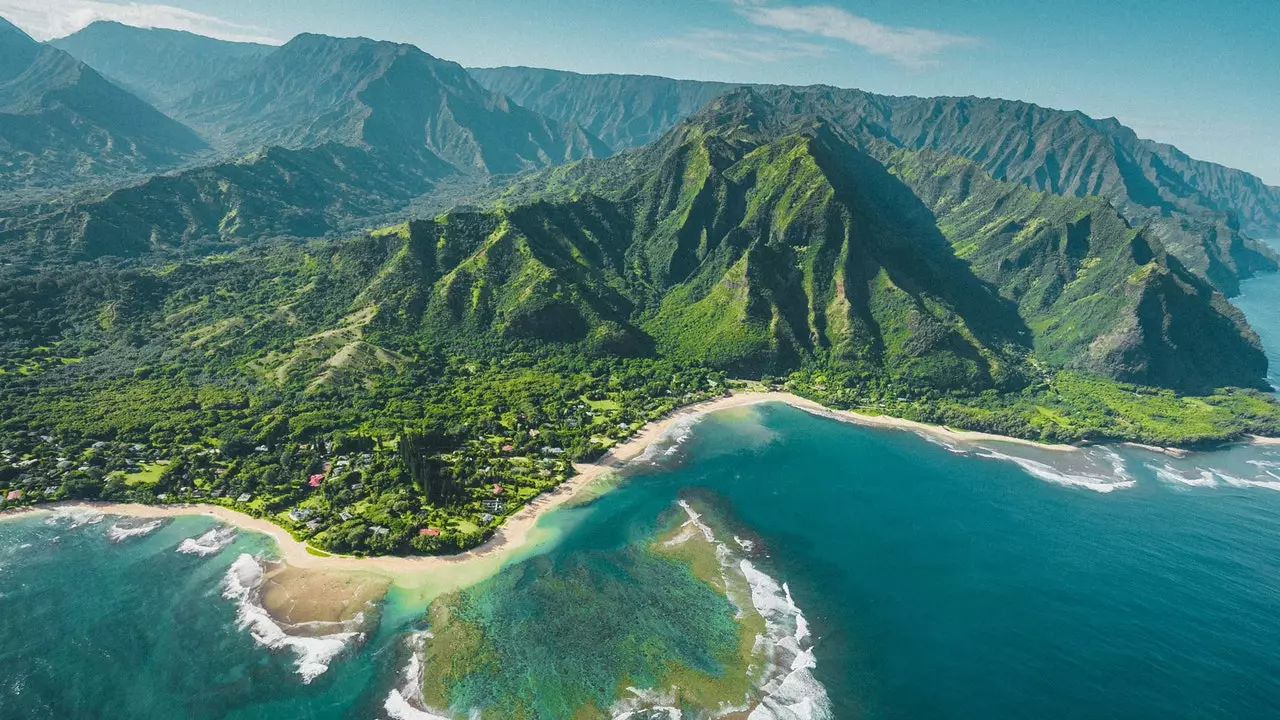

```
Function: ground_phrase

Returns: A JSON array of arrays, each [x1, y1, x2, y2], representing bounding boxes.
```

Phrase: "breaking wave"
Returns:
[[740, 560, 833, 720], [176, 526, 237, 556], [45, 508, 105, 529], [630, 500, 834, 720], [973, 447, 1136, 494], [383, 632, 456, 720], [1147, 461, 1280, 492], [106, 519, 164, 542], [222, 554, 364, 684], [633, 413, 707, 466]]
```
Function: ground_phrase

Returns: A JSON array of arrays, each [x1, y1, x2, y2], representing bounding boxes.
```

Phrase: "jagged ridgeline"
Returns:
[[0, 29, 608, 262], [0, 19, 207, 193], [474, 71, 1280, 296], [9, 87, 1262, 398], [475, 88, 1266, 392]]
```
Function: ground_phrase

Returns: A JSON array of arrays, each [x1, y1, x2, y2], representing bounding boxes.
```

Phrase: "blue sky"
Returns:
[[4, 0, 1278, 185]]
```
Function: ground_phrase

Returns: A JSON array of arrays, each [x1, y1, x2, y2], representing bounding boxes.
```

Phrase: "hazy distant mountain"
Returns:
[[170, 34, 607, 174], [469, 66, 734, 151], [51, 21, 274, 111], [0, 17, 206, 192], [0, 33, 612, 259], [472, 68, 1280, 293]]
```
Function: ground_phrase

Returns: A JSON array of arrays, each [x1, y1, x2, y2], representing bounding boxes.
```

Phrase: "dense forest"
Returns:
[[3, 24, 1280, 556]]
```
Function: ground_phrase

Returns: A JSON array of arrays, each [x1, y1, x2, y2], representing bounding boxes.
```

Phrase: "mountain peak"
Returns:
[[0, 16, 34, 44]]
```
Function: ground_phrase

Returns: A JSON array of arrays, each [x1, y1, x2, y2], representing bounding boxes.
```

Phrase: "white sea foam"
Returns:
[[914, 431, 969, 455], [740, 560, 834, 720], [221, 554, 363, 683], [1215, 472, 1280, 492], [106, 519, 164, 542], [734, 535, 756, 553], [45, 508, 106, 528], [633, 414, 707, 466], [1150, 464, 1218, 488], [611, 687, 684, 719], [177, 526, 237, 556], [383, 631, 460, 720], [974, 447, 1136, 493]]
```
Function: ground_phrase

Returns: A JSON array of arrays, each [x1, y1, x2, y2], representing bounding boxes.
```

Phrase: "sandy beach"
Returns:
[[3, 391, 1076, 586]]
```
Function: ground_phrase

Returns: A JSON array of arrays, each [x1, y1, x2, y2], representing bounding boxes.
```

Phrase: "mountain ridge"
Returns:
[[473, 70, 1280, 294], [0, 17, 208, 193]]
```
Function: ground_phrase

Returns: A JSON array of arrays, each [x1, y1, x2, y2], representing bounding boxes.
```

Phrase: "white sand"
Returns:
[[0, 391, 1102, 586]]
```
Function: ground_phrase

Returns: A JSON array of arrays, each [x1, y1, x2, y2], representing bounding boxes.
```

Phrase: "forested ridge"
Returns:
[[2, 24, 1280, 556]]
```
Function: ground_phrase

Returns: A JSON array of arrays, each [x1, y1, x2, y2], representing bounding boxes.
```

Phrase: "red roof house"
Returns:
[[492, 484, 504, 495], [308, 474, 325, 487], [5, 490, 21, 501], [420, 527, 440, 537]]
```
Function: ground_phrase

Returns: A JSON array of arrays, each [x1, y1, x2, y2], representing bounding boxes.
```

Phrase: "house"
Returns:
[[5, 490, 22, 501], [370, 526, 389, 536], [339, 511, 352, 521], [289, 508, 311, 522], [156, 493, 168, 501], [419, 527, 440, 537], [308, 474, 325, 487], [254, 445, 269, 453], [482, 499, 507, 513], [491, 484, 504, 495], [211, 490, 224, 498], [237, 493, 252, 503], [306, 521, 320, 531], [480, 513, 495, 523]]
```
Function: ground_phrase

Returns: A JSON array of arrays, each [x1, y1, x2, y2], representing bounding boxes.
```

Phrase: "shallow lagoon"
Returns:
[[8, 401, 1280, 717]]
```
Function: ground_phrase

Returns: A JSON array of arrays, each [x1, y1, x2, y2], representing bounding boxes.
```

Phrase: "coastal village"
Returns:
[[0, 371, 731, 555]]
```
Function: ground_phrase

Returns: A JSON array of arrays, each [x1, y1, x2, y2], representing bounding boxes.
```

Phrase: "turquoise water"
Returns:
[[0, 512, 415, 719], [8, 409, 1280, 717], [5, 255, 1280, 717]]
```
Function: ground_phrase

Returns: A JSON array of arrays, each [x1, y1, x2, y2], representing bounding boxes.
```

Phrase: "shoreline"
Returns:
[[0, 391, 1183, 581], [0, 391, 1083, 582]]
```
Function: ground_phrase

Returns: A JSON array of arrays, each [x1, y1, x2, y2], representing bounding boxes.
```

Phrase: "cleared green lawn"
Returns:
[[124, 461, 169, 486]]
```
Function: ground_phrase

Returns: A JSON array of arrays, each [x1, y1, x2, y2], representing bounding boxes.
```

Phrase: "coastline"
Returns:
[[0, 391, 1081, 584]]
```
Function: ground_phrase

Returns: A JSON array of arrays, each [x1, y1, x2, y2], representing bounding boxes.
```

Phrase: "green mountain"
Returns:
[[0, 34, 613, 262], [472, 69, 1280, 294], [0, 143, 452, 262], [2, 90, 1276, 551], [0, 17, 207, 192], [171, 34, 607, 173], [486, 89, 1266, 392], [50, 21, 274, 111]]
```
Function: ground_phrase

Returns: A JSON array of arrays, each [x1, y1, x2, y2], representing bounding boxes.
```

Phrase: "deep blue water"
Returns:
[[4, 250, 1280, 718], [1235, 239, 1280, 388], [8, 408, 1280, 718]]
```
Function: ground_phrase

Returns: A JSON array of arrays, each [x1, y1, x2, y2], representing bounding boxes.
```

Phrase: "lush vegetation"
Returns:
[[2, 72, 1279, 556]]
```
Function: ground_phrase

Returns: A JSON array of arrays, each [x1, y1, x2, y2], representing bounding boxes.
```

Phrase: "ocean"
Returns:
[[4, 248, 1280, 718]]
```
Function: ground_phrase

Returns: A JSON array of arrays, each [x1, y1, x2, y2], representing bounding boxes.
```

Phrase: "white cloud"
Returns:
[[0, 0, 282, 44], [653, 29, 831, 64], [733, 0, 977, 69]]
